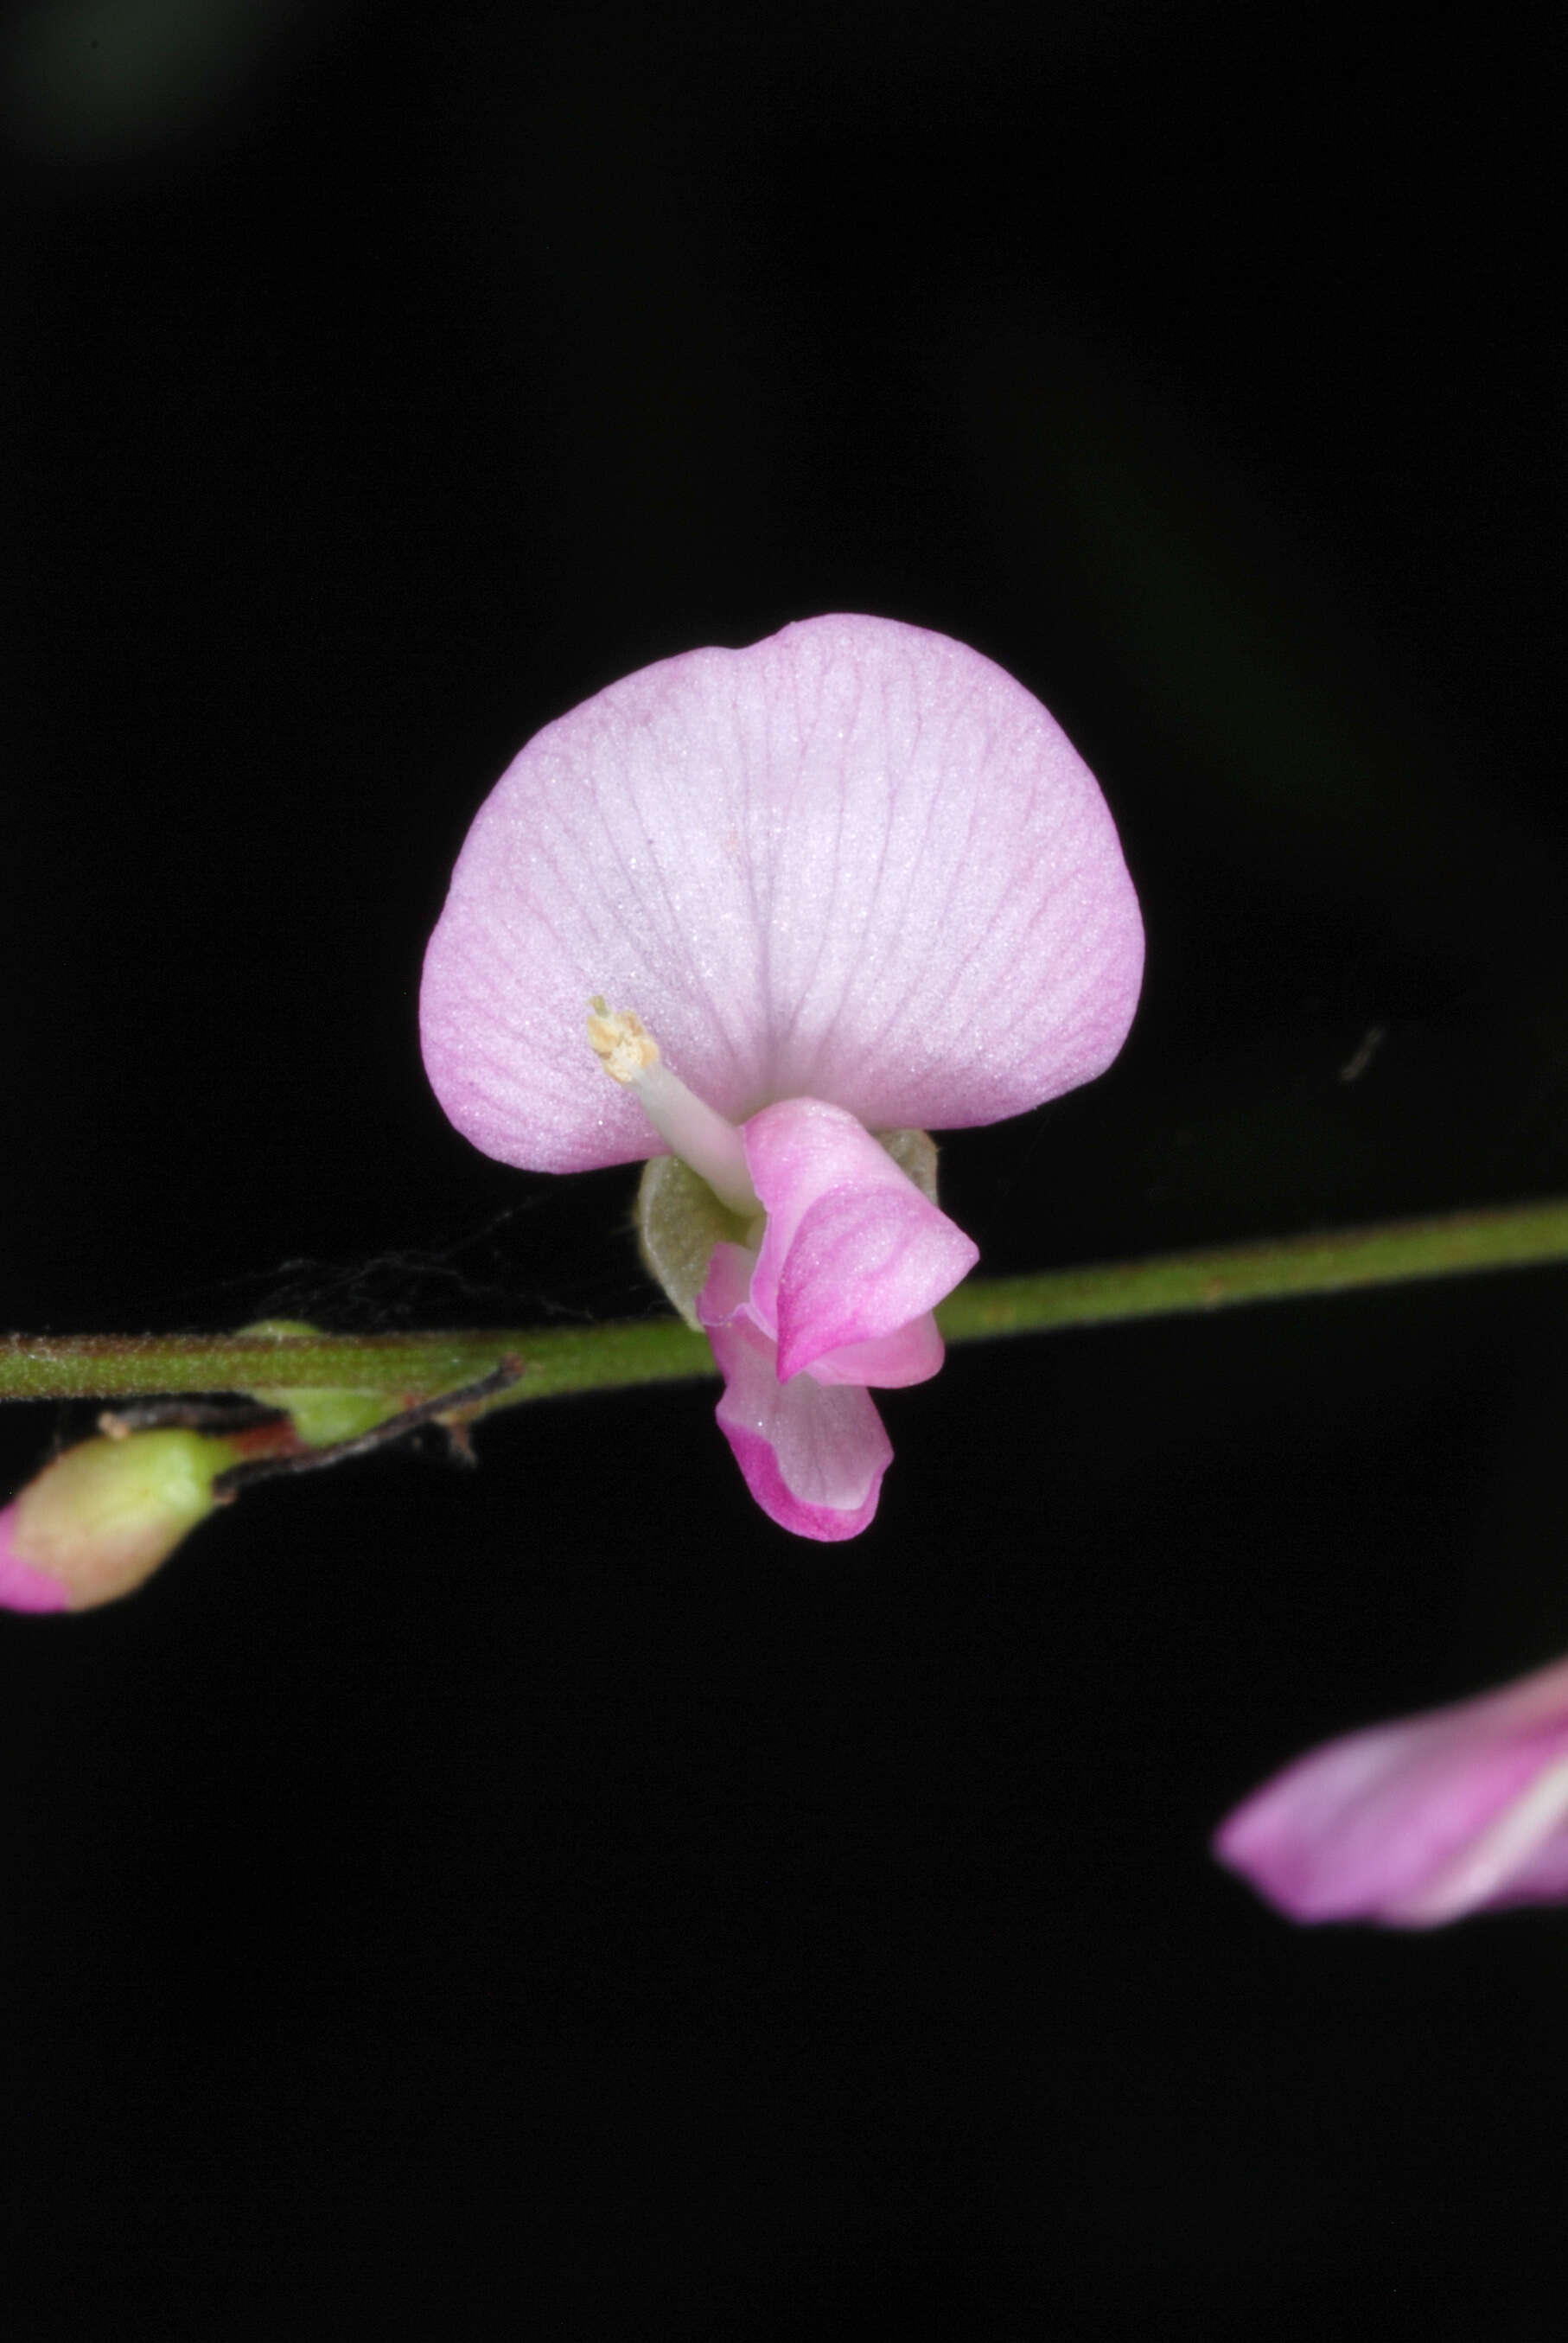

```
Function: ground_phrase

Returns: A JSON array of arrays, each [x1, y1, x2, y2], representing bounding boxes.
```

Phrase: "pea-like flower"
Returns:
[[1214, 1653, 1568, 1925], [420, 614, 1143, 1537]]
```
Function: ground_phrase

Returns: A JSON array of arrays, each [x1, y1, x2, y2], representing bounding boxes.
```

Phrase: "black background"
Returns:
[[3, 2, 1565, 2334]]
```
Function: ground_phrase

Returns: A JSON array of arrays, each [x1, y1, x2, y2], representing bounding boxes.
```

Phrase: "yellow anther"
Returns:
[[586, 1000, 661, 1087]]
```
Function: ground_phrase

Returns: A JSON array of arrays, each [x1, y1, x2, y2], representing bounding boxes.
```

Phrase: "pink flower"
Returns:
[[1214, 1654, 1568, 1926], [420, 614, 1143, 1537]]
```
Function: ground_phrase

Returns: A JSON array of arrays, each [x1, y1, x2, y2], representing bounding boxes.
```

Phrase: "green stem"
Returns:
[[933, 1194, 1568, 1339], [3, 1196, 1566, 1412]]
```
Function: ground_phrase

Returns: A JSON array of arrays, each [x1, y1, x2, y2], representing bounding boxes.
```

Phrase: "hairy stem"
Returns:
[[3, 1197, 1565, 1413]]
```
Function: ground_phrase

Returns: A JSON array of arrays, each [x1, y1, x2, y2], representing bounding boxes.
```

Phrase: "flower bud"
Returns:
[[0, 1429, 237, 1613]]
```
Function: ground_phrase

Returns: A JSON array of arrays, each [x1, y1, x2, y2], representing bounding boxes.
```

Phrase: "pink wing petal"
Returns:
[[1214, 1652, 1568, 1925], [803, 1311, 945, 1389], [742, 1097, 978, 1380], [420, 614, 1143, 1172], [698, 1242, 892, 1541]]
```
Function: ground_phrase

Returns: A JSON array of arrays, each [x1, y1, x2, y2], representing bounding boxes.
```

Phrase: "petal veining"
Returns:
[[420, 614, 1144, 1172]]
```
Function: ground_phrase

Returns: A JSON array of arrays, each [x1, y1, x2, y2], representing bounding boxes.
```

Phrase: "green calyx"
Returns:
[[635, 1157, 755, 1329]]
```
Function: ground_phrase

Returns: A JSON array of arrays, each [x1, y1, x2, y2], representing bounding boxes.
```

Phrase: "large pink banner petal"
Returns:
[[421, 615, 1143, 1173]]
